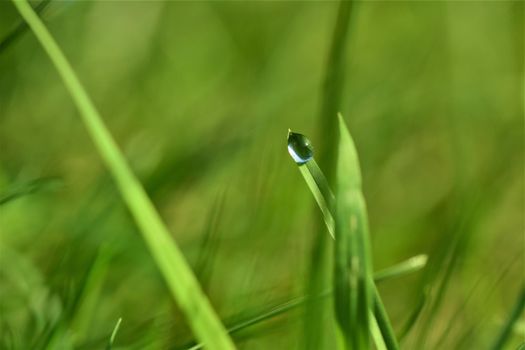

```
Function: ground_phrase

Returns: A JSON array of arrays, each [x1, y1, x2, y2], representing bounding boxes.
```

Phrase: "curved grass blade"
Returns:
[[10, 1, 235, 348]]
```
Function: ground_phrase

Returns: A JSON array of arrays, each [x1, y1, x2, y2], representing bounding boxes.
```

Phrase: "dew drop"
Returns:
[[287, 130, 314, 165]]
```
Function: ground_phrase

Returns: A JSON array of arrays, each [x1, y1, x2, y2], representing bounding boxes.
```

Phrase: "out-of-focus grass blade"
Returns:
[[70, 246, 113, 344], [184, 295, 324, 350], [398, 288, 428, 342], [0, 0, 50, 53], [374, 255, 428, 283], [106, 318, 122, 350], [194, 192, 227, 291], [303, 0, 354, 347], [182, 255, 426, 350], [38, 247, 111, 350], [334, 114, 373, 349], [490, 285, 525, 350], [10, 1, 235, 349], [0, 176, 62, 206]]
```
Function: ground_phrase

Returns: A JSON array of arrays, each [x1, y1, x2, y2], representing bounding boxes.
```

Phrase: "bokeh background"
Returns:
[[0, 1, 523, 349]]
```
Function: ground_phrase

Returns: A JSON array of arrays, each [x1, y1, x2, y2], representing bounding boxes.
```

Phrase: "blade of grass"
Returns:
[[10, 1, 235, 348], [181, 255, 426, 350], [334, 113, 373, 349], [303, 1, 354, 348], [448, 253, 521, 349], [0, 0, 50, 53], [70, 246, 113, 344], [374, 255, 428, 283], [194, 191, 227, 292], [288, 117, 400, 350], [369, 311, 387, 350], [371, 284, 397, 350], [0, 176, 62, 206], [490, 285, 525, 350], [106, 318, 122, 350], [398, 288, 428, 342], [185, 295, 322, 350]]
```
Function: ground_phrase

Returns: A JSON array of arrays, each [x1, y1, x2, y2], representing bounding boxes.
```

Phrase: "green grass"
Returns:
[[334, 114, 375, 349], [302, 1, 354, 348], [182, 255, 427, 349], [106, 317, 122, 350], [9, 0, 234, 349], [289, 118, 400, 350], [0, 0, 522, 349]]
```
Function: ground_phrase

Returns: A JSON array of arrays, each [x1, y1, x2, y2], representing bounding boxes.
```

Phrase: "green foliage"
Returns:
[[106, 318, 122, 350], [0, 0, 522, 349], [9, 0, 234, 348], [290, 119, 400, 350], [334, 114, 374, 349]]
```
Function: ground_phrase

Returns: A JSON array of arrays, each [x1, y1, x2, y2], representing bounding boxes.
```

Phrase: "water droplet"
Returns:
[[287, 130, 314, 165]]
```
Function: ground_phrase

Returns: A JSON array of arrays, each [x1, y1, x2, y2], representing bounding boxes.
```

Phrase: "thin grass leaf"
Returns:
[[181, 255, 426, 350], [70, 246, 112, 344], [10, 1, 235, 348], [0, 0, 50, 53], [490, 285, 525, 350], [106, 318, 122, 350], [369, 311, 387, 350], [0, 176, 62, 206], [194, 192, 227, 291], [447, 253, 521, 349], [371, 284, 397, 350], [38, 247, 112, 350], [184, 295, 323, 350], [303, 1, 355, 347], [374, 255, 428, 283], [398, 288, 428, 342], [288, 130, 334, 238]]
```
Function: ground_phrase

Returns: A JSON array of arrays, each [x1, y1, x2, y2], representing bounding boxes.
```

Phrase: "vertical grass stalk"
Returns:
[[10, 1, 235, 348], [303, 1, 354, 347], [490, 285, 525, 350], [334, 114, 373, 348]]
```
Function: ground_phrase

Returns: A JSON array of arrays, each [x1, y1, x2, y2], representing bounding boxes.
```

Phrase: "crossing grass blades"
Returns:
[[289, 114, 410, 350]]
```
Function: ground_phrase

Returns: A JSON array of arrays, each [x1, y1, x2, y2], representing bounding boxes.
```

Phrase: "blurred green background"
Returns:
[[0, 1, 523, 349]]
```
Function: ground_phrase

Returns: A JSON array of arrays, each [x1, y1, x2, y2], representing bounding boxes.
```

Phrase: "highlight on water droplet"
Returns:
[[287, 129, 314, 165]]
